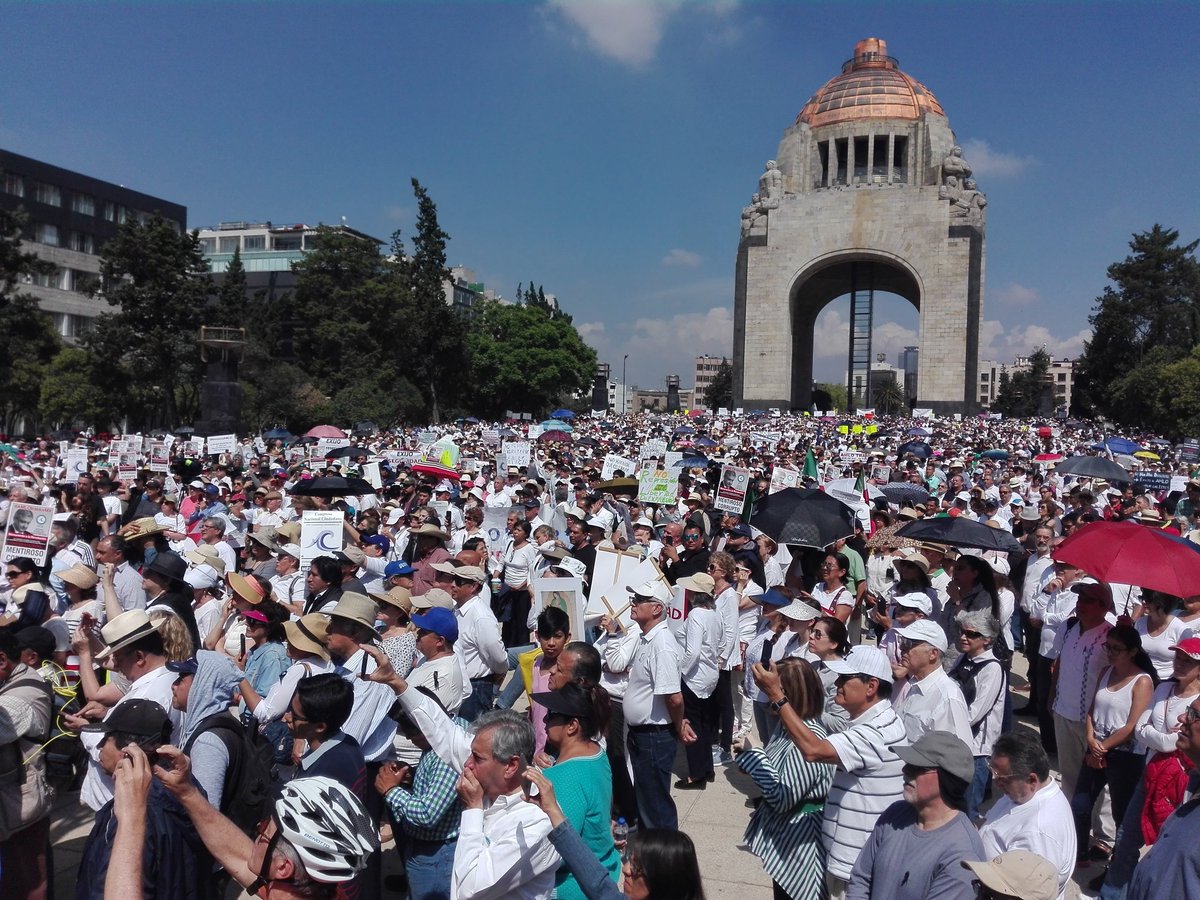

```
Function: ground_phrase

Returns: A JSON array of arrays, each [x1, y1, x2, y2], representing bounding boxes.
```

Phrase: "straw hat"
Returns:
[[369, 585, 413, 615], [411, 524, 450, 541], [184, 545, 227, 574], [58, 563, 99, 590], [283, 613, 331, 660], [228, 572, 267, 605], [411, 588, 455, 610], [95, 610, 165, 662], [122, 517, 167, 541], [329, 592, 379, 630]]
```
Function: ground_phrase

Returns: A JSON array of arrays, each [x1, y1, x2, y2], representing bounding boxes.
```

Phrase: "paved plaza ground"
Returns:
[[53, 650, 1104, 899]]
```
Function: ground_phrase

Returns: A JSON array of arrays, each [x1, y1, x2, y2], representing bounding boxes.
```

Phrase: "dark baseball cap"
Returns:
[[531, 682, 594, 720], [81, 698, 172, 742], [165, 658, 199, 677]]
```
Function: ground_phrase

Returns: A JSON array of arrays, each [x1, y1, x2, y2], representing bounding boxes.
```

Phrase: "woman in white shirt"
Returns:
[[676, 589, 721, 789], [810, 552, 854, 623], [1134, 591, 1188, 681]]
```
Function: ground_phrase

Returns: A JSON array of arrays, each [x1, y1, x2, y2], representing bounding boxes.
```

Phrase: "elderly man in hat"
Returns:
[[754, 644, 907, 898], [847, 731, 986, 900], [892, 619, 974, 748], [65, 609, 181, 811], [269, 542, 305, 613], [445, 565, 506, 722], [603, 578, 697, 831]]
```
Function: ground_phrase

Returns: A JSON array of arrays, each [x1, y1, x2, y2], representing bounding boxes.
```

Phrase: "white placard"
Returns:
[[2, 501, 54, 565], [715, 465, 750, 514], [148, 441, 169, 473], [664, 451, 683, 470], [769, 467, 800, 494], [362, 461, 382, 489], [639, 439, 667, 460], [504, 441, 531, 469], [717, 407, 730, 417], [65, 449, 89, 483], [527, 424, 543, 440], [586, 548, 665, 630], [482, 507, 511, 573], [300, 510, 345, 571], [206, 434, 237, 455], [186, 438, 206, 456], [482, 429, 500, 445], [317, 437, 349, 458], [600, 454, 635, 481]]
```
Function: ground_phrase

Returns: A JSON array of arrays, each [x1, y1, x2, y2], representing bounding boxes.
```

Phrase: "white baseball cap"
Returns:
[[897, 619, 949, 652], [627, 579, 672, 605], [824, 645, 894, 683], [892, 591, 933, 616]]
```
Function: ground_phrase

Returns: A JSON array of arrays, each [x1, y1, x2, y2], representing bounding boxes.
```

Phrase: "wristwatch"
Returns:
[[769, 697, 790, 713]]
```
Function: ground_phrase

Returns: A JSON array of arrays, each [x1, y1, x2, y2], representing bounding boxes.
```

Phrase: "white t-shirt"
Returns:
[[1135, 616, 1189, 681], [981, 779, 1077, 900]]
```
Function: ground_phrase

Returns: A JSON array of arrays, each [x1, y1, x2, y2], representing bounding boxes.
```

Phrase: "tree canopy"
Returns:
[[704, 358, 733, 411], [990, 348, 1052, 418], [1075, 225, 1200, 430]]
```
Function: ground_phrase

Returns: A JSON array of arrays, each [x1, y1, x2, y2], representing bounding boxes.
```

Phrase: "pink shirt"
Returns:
[[530, 658, 554, 754]]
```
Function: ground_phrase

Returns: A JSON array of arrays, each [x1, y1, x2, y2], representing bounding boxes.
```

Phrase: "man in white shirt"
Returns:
[[1028, 557, 1085, 753], [449, 565, 508, 721], [617, 578, 697, 831], [62, 610, 181, 811], [892, 619, 974, 748], [269, 543, 306, 613], [370, 654, 561, 900], [1016, 524, 1055, 717], [198, 516, 237, 575], [981, 731, 1077, 900], [95, 534, 147, 621]]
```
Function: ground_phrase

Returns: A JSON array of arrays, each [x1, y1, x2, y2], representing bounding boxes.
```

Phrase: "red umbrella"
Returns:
[[538, 430, 572, 443], [411, 461, 458, 480], [1051, 520, 1200, 601], [1034, 453, 1063, 462], [304, 424, 347, 439]]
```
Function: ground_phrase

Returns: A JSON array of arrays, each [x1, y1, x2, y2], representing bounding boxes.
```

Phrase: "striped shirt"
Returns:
[[822, 700, 908, 881], [384, 720, 465, 842]]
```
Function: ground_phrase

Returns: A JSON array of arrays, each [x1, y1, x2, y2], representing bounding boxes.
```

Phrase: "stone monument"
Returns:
[[733, 37, 986, 414]]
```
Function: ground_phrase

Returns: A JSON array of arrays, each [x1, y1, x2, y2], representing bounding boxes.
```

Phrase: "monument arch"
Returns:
[[733, 37, 985, 414]]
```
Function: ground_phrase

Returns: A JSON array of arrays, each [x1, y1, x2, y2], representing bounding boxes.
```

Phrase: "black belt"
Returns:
[[470, 676, 494, 684], [628, 723, 673, 733]]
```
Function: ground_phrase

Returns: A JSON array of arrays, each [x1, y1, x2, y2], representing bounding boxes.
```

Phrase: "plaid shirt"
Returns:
[[384, 723, 464, 842]]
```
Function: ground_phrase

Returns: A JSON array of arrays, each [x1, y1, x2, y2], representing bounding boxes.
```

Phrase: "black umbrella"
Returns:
[[325, 445, 368, 459], [749, 487, 859, 549], [896, 441, 932, 459], [894, 516, 1023, 553], [48, 429, 76, 441], [287, 476, 375, 497], [881, 483, 930, 504], [1053, 456, 1132, 482], [263, 427, 294, 441], [173, 426, 196, 436], [352, 420, 379, 435]]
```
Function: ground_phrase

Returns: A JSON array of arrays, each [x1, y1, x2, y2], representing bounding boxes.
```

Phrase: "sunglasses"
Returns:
[[4, 570, 22, 578], [961, 630, 985, 640]]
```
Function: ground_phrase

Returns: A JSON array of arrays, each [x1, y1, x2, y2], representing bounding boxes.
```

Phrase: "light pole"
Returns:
[[622, 354, 628, 416]]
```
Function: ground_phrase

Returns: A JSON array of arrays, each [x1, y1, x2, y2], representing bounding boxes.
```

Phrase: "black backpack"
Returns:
[[183, 712, 275, 835], [947, 657, 1005, 733]]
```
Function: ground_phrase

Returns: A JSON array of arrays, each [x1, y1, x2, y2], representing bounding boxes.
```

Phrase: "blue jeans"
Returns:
[[404, 837, 456, 900], [1099, 777, 1147, 900], [495, 644, 536, 710], [965, 755, 991, 822], [460, 678, 496, 722], [627, 725, 679, 831], [1072, 749, 1144, 858]]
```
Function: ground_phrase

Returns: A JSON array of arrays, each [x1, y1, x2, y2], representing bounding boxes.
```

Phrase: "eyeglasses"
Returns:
[[1183, 706, 1200, 724], [1103, 643, 1130, 654], [898, 637, 928, 653], [285, 707, 310, 723], [833, 674, 868, 686], [902, 764, 937, 779], [683, 533, 702, 541], [987, 762, 1018, 781]]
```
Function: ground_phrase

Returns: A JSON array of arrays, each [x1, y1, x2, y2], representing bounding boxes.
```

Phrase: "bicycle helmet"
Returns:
[[274, 777, 378, 883]]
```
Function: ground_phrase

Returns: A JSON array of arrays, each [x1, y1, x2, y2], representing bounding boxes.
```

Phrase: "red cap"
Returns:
[[1170, 638, 1200, 661]]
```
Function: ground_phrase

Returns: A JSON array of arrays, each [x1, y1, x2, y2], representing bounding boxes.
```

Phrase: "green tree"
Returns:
[[872, 376, 906, 415], [393, 179, 465, 422], [1076, 225, 1200, 420], [814, 382, 847, 412], [85, 215, 211, 427], [212, 247, 247, 328], [704, 358, 733, 411], [39, 347, 119, 428], [0, 202, 63, 433], [465, 300, 597, 418]]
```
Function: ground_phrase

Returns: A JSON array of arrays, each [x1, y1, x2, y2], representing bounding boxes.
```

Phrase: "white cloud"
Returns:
[[576, 320, 606, 343], [810, 311, 917, 363], [992, 282, 1039, 306], [546, 0, 682, 68], [661, 248, 702, 267], [978, 320, 1092, 364], [385, 205, 412, 222], [960, 139, 1038, 179]]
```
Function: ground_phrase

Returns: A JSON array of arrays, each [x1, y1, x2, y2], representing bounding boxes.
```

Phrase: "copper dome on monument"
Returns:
[[797, 38, 945, 128]]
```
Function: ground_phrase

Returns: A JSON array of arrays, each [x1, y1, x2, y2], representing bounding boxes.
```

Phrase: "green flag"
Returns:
[[803, 448, 818, 480]]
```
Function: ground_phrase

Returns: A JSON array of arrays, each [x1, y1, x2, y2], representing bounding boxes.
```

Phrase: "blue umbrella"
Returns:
[[672, 455, 709, 468], [550, 409, 575, 419], [980, 449, 1009, 460], [905, 427, 931, 437], [896, 440, 932, 459], [465, 416, 480, 424], [674, 426, 695, 435], [695, 436, 718, 447], [1104, 437, 1141, 455], [540, 420, 573, 432]]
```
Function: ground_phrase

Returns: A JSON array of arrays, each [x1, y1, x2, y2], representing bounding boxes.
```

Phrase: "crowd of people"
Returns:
[[0, 411, 1198, 900]]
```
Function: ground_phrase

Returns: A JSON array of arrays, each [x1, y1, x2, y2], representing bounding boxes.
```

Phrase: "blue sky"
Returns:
[[4, 2, 1198, 390]]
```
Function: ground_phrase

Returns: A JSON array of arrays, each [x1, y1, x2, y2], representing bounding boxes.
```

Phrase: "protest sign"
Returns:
[[1133, 472, 1172, 494], [531, 577, 586, 641], [527, 424, 543, 440], [149, 442, 170, 474], [2, 502, 54, 565], [769, 467, 800, 494], [600, 454, 635, 481], [481, 507, 510, 573], [316, 437, 349, 458], [416, 429, 438, 446], [715, 465, 750, 514], [637, 469, 677, 505], [300, 510, 344, 571], [1181, 440, 1200, 463], [664, 451, 683, 470], [361, 461, 382, 489], [481, 429, 500, 445], [504, 441, 531, 469], [118, 453, 138, 481], [206, 434, 237, 456], [186, 438, 205, 456], [586, 548, 663, 630], [65, 449, 89, 483], [639, 439, 667, 460]]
